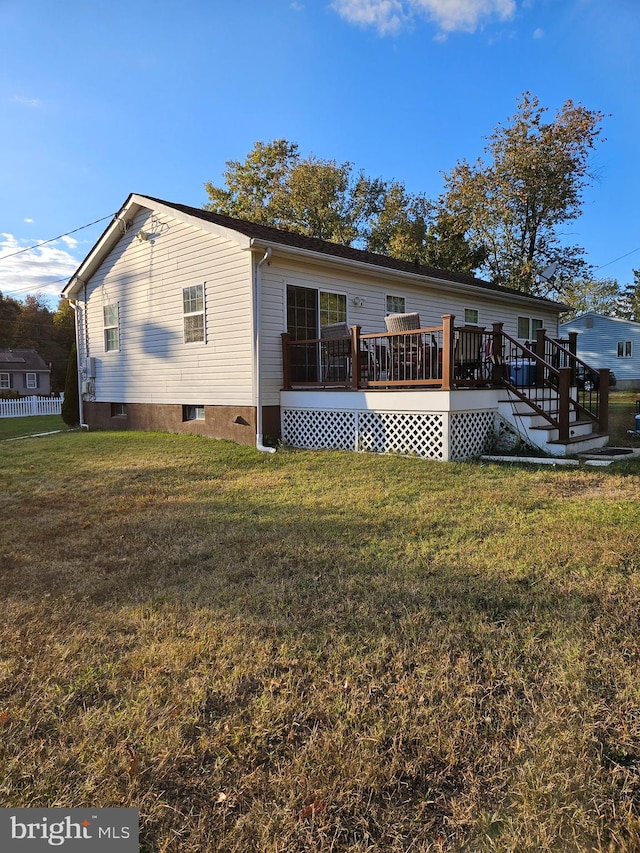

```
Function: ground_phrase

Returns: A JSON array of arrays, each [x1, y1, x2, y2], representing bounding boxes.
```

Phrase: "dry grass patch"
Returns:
[[1, 431, 640, 851]]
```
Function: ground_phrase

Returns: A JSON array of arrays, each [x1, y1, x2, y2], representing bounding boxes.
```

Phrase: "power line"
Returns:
[[594, 246, 640, 273], [0, 212, 116, 262]]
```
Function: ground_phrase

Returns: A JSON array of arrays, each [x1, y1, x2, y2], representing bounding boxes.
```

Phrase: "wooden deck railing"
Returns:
[[281, 316, 608, 438]]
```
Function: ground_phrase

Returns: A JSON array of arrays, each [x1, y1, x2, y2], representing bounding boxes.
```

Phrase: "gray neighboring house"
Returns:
[[560, 312, 640, 390], [0, 349, 52, 396]]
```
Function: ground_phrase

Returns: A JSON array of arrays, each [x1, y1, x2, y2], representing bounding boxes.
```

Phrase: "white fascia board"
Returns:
[[62, 196, 141, 298], [248, 238, 563, 312]]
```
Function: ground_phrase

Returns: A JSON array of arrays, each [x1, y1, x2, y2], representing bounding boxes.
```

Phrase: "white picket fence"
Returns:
[[0, 395, 63, 418]]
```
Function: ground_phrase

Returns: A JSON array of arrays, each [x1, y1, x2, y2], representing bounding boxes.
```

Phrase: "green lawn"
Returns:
[[607, 390, 640, 447], [0, 414, 69, 441], [1, 429, 640, 852]]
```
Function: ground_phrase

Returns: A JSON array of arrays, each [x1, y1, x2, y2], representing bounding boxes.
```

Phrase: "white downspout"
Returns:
[[254, 247, 276, 453], [69, 299, 89, 430]]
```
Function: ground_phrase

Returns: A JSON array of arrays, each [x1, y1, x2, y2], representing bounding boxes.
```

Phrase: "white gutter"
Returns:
[[254, 247, 276, 453], [69, 300, 89, 430]]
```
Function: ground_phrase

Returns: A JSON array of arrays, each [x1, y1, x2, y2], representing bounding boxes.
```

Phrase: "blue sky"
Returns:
[[1, 0, 638, 307]]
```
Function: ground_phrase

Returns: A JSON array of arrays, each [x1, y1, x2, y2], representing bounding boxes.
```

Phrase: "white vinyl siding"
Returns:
[[81, 208, 253, 407]]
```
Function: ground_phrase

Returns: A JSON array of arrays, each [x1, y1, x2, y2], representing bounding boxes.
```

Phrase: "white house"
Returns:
[[560, 313, 640, 390], [62, 194, 609, 460]]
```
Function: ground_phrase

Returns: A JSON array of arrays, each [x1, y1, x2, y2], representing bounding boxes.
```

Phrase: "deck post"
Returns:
[[351, 325, 361, 390], [535, 328, 546, 387], [558, 367, 571, 442], [599, 369, 609, 434], [568, 332, 578, 384], [441, 314, 455, 390], [491, 322, 504, 385], [281, 332, 291, 390]]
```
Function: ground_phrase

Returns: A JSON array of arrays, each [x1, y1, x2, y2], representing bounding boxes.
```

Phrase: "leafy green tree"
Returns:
[[560, 277, 622, 320], [204, 139, 299, 226], [204, 138, 483, 275], [61, 343, 79, 426], [440, 92, 606, 295], [0, 292, 22, 346], [618, 269, 640, 321]]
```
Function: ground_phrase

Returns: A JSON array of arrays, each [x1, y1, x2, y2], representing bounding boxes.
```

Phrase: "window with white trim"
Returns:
[[617, 341, 632, 358], [464, 308, 479, 325], [25, 373, 37, 389], [386, 295, 406, 315], [0, 373, 10, 389], [183, 284, 205, 343], [104, 304, 120, 351], [517, 316, 545, 340], [319, 291, 347, 327]]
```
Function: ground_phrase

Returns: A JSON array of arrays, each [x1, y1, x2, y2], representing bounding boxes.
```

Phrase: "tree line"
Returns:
[[205, 92, 639, 317], [0, 293, 75, 393]]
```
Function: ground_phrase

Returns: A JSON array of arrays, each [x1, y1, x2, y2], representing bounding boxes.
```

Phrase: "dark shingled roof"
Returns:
[[0, 349, 50, 371], [142, 196, 562, 307]]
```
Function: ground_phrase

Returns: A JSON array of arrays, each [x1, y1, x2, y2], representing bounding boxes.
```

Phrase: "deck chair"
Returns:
[[320, 322, 351, 381], [384, 313, 422, 380], [454, 326, 485, 380]]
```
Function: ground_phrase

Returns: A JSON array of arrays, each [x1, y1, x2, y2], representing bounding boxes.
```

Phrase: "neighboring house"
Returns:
[[61, 194, 608, 460], [0, 349, 51, 396], [560, 313, 640, 390]]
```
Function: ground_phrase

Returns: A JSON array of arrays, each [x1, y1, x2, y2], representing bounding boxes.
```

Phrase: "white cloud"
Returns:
[[12, 95, 42, 108], [60, 235, 79, 249], [533, 26, 543, 38], [24, 218, 34, 224], [331, 0, 517, 35], [0, 234, 79, 302]]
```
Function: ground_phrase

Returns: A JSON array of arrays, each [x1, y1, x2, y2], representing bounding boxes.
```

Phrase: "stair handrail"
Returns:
[[493, 324, 566, 433], [541, 335, 607, 432]]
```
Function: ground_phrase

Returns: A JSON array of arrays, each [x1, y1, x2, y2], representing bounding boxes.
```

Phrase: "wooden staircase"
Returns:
[[498, 386, 609, 457]]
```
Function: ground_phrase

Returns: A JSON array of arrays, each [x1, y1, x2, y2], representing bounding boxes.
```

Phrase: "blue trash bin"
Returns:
[[509, 361, 536, 386]]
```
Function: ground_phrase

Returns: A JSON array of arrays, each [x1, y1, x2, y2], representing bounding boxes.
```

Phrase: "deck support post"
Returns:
[[351, 325, 361, 390], [442, 314, 454, 390]]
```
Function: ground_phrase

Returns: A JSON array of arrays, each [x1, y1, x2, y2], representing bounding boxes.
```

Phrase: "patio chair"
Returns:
[[454, 326, 485, 380], [384, 312, 422, 380], [320, 322, 352, 381]]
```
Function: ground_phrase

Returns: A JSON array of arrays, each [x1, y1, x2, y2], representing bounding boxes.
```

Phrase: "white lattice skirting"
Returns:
[[281, 407, 495, 461]]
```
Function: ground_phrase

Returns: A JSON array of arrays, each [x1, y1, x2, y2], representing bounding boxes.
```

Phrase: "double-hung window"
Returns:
[[386, 295, 406, 315], [183, 284, 205, 343], [104, 304, 120, 351], [0, 373, 10, 390], [517, 316, 544, 340], [617, 341, 632, 358], [25, 373, 37, 390]]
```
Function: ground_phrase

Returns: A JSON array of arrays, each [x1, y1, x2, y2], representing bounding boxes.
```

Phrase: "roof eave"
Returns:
[[248, 237, 564, 311]]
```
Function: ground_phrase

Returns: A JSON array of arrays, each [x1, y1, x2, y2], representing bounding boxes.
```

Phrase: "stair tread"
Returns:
[[547, 433, 609, 446]]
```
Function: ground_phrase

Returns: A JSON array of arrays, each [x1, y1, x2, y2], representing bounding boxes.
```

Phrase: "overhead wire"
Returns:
[[0, 213, 116, 262]]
